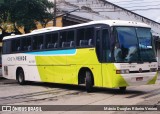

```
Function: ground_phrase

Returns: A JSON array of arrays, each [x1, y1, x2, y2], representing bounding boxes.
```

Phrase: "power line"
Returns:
[[59, 1, 160, 10], [112, 0, 144, 4], [58, 1, 160, 13], [67, 6, 160, 11], [114, 0, 160, 6], [94, 8, 160, 12], [124, 4, 160, 9], [131, 7, 160, 11]]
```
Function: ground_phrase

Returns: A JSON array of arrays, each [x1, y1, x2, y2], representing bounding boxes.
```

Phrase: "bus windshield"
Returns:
[[113, 27, 157, 63]]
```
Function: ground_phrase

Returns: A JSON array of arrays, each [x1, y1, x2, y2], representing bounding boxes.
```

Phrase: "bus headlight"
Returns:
[[150, 68, 157, 72], [116, 69, 130, 74]]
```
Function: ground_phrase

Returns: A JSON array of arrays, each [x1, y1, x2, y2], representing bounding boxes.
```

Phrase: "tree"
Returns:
[[0, 1, 13, 39], [37, 0, 55, 28], [0, 0, 54, 35], [11, 0, 54, 33]]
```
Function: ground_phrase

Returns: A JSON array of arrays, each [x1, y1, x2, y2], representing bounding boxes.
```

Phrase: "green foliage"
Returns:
[[0, 0, 54, 34], [0, 0, 4, 4]]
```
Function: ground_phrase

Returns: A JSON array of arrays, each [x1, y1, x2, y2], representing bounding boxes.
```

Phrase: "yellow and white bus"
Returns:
[[2, 20, 158, 92]]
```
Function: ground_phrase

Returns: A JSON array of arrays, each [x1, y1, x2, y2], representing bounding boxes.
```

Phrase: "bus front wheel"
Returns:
[[85, 71, 93, 92], [17, 69, 25, 85]]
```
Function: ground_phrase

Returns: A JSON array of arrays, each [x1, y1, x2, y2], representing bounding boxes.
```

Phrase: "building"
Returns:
[[53, 0, 160, 67]]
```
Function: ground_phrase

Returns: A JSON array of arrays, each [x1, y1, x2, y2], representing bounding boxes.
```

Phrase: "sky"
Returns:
[[106, 0, 160, 23]]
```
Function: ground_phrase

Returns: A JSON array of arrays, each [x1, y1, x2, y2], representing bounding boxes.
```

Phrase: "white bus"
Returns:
[[2, 20, 158, 92]]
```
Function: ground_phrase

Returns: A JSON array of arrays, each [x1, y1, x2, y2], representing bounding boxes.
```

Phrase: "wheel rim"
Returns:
[[18, 73, 23, 83]]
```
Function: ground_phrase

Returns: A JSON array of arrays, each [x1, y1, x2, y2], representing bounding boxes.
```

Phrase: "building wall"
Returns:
[[61, 0, 160, 37], [37, 17, 63, 28], [18, 17, 63, 34]]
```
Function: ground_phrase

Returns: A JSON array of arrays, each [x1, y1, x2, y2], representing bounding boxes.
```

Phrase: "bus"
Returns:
[[2, 20, 158, 92]]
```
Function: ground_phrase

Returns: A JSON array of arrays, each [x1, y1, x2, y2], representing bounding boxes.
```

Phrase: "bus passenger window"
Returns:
[[79, 40, 88, 46], [46, 34, 52, 49], [60, 31, 67, 48], [85, 28, 94, 46], [102, 29, 111, 62], [77, 27, 94, 47], [33, 35, 44, 50], [11, 39, 21, 53], [45, 33, 58, 49], [2, 40, 11, 54], [77, 28, 85, 46], [60, 31, 74, 48], [21, 37, 32, 51], [67, 31, 75, 47], [96, 30, 101, 62]]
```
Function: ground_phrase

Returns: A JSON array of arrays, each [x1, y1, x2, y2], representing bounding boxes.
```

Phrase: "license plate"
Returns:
[[136, 77, 143, 81]]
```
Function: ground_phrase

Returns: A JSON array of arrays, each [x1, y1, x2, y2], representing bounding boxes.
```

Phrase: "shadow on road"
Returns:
[[0, 77, 147, 96], [25, 81, 146, 96]]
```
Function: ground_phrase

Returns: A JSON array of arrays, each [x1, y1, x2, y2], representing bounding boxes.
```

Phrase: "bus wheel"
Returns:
[[85, 71, 93, 92], [119, 87, 126, 92], [17, 69, 25, 85]]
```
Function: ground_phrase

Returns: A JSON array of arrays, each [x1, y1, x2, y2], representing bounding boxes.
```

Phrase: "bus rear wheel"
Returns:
[[85, 71, 93, 92], [17, 69, 25, 85]]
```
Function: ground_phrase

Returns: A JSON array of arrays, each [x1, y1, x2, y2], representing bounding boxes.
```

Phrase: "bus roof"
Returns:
[[3, 20, 151, 40]]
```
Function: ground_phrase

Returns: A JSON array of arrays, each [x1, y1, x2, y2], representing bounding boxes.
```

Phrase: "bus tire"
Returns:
[[119, 87, 126, 92], [85, 71, 93, 92], [17, 69, 25, 85]]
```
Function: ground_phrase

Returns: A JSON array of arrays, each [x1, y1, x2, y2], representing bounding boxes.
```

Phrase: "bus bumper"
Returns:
[[113, 72, 158, 88]]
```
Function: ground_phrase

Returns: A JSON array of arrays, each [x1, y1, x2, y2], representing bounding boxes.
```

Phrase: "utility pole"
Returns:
[[53, 0, 56, 26]]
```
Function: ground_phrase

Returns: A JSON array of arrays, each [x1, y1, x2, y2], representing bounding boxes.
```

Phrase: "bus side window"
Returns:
[[2, 41, 7, 54], [11, 39, 21, 53], [45, 33, 58, 49], [21, 37, 32, 52], [38, 35, 44, 50], [102, 29, 111, 62], [85, 27, 94, 46], [96, 29, 101, 62], [77, 28, 85, 47], [2, 40, 11, 54], [21, 38, 27, 51], [52, 33, 59, 48], [45, 34, 53, 49], [67, 31, 75, 48], [33, 35, 44, 50], [60, 31, 74, 48], [77, 27, 94, 47], [60, 31, 67, 48]]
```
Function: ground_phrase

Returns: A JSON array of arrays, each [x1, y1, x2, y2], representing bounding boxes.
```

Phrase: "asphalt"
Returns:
[[0, 77, 17, 84]]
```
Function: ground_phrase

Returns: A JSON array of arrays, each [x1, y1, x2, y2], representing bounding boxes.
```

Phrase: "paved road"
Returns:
[[0, 73, 160, 114]]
